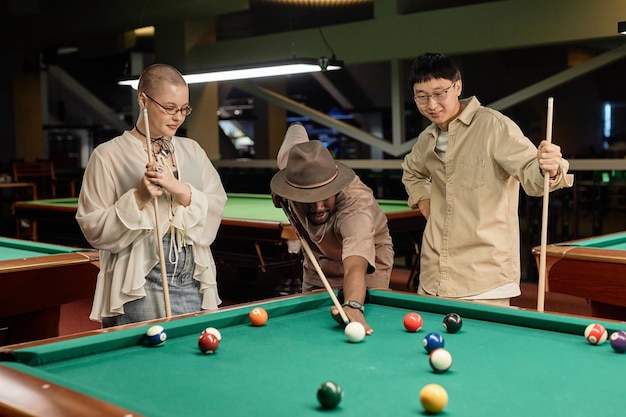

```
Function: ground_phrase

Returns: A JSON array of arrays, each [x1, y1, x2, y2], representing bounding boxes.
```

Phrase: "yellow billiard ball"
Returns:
[[419, 383, 448, 414]]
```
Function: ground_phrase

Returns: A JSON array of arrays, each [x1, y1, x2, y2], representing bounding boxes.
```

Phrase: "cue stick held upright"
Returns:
[[537, 97, 554, 313], [279, 198, 350, 325], [142, 107, 172, 318]]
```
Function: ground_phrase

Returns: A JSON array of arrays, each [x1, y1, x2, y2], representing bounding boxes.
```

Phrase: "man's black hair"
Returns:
[[408, 53, 461, 90]]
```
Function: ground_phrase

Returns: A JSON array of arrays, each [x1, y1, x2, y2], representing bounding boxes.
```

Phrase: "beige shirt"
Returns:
[[76, 131, 227, 321], [402, 97, 573, 298], [277, 124, 394, 289]]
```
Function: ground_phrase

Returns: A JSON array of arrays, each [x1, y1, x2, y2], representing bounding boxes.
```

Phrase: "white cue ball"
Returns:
[[429, 348, 453, 373], [344, 322, 366, 343], [203, 327, 222, 341]]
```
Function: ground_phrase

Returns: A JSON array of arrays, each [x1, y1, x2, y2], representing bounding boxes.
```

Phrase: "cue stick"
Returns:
[[537, 97, 554, 313], [142, 107, 172, 318], [254, 242, 267, 272], [279, 198, 350, 325]]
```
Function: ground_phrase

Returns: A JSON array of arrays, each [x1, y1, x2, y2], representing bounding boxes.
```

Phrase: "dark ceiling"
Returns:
[[4, 0, 626, 157]]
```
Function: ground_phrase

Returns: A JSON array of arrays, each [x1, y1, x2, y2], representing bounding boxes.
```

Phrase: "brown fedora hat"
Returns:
[[270, 140, 355, 203]]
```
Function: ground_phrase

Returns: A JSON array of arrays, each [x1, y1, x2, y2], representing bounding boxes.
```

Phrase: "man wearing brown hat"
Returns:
[[270, 123, 394, 335]]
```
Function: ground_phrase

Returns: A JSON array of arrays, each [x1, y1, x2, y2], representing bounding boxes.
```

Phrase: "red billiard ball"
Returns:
[[198, 332, 220, 354], [403, 312, 423, 332], [584, 323, 608, 345], [249, 307, 269, 326]]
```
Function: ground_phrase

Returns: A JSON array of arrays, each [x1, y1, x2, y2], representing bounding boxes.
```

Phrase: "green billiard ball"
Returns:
[[317, 381, 343, 409]]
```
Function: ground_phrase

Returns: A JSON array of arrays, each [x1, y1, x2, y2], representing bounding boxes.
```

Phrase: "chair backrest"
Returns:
[[12, 160, 57, 198]]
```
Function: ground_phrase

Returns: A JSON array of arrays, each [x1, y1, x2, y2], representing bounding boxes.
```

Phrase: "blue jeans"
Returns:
[[102, 234, 201, 327]]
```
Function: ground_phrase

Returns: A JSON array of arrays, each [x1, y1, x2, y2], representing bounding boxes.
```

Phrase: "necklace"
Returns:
[[305, 217, 327, 244], [151, 137, 175, 158], [135, 123, 175, 159], [135, 123, 162, 140]]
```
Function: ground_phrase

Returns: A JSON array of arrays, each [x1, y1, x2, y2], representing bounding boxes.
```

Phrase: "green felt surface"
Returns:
[[0, 237, 78, 261], [568, 233, 626, 251], [14, 197, 78, 208], [16, 194, 412, 222], [4, 291, 626, 417], [222, 193, 288, 221]]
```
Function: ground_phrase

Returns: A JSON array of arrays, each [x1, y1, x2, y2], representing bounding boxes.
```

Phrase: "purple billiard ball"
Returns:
[[609, 330, 626, 353], [423, 332, 445, 353]]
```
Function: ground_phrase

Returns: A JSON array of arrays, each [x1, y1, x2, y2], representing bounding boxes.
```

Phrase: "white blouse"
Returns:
[[76, 131, 227, 321]]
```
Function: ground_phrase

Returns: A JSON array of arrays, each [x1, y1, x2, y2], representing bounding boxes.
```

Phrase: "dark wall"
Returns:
[[0, 59, 16, 170]]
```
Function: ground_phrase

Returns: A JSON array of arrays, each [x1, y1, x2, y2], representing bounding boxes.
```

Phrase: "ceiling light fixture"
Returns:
[[118, 57, 343, 89], [619, 21, 626, 34]]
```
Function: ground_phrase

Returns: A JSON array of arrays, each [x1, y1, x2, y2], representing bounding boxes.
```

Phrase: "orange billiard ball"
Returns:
[[249, 307, 268, 326]]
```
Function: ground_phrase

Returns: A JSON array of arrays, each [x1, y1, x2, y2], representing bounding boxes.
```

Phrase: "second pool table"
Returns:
[[13, 193, 424, 277], [1, 290, 625, 417], [0, 237, 99, 345], [532, 231, 626, 320]]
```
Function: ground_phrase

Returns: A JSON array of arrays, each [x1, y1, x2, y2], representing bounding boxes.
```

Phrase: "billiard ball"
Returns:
[[317, 381, 343, 409], [584, 323, 608, 345], [423, 332, 445, 353], [403, 312, 423, 332], [145, 325, 167, 347], [443, 313, 463, 333], [419, 383, 448, 414], [609, 330, 626, 353], [429, 348, 453, 373], [345, 322, 366, 343], [202, 327, 222, 341], [249, 307, 269, 326], [198, 332, 220, 354]]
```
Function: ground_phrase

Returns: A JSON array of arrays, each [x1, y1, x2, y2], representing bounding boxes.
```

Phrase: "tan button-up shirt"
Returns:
[[402, 97, 573, 298]]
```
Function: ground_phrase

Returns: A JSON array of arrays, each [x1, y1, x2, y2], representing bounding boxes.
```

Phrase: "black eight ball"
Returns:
[[443, 313, 462, 333]]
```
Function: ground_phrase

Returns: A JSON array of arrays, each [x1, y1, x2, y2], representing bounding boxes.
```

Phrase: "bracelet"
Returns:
[[540, 166, 559, 181]]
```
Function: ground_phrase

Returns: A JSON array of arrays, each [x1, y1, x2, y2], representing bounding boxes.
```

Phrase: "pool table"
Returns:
[[1, 290, 624, 417], [12, 193, 424, 277], [532, 231, 626, 320], [0, 237, 99, 346]]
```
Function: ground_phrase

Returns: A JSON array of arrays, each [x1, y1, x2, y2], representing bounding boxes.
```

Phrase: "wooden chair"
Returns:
[[12, 160, 57, 199], [12, 159, 62, 240]]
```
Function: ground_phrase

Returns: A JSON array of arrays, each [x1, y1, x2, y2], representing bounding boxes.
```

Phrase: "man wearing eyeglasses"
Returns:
[[401, 53, 573, 307], [77, 63, 227, 327]]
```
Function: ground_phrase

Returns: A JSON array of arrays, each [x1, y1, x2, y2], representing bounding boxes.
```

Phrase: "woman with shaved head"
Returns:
[[77, 64, 227, 327]]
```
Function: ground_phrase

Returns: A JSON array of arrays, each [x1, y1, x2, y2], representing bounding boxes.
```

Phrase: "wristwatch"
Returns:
[[342, 300, 365, 312]]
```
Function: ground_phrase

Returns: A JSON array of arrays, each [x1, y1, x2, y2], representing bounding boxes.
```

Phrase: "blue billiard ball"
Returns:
[[423, 332, 445, 353], [145, 325, 167, 347]]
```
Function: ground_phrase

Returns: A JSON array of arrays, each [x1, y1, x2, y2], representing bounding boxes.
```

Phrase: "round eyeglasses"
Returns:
[[413, 82, 456, 106], [145, 93, 192, 116]]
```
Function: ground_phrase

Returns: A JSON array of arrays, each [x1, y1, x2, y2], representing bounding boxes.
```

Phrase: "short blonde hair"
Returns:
[[137, 64, 186, 95]]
